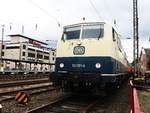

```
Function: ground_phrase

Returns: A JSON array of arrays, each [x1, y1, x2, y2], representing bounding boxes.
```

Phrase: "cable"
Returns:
[[26, 0, 61, 27], [88, 0, 104, 21]]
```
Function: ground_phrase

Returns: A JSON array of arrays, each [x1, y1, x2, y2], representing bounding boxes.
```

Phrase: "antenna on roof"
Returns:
[[114, 19, 116, 26], [9, 23, 12, 30]]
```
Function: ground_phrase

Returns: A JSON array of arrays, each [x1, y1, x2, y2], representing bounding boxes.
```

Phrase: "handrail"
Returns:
[[129, 80, 141, 113]]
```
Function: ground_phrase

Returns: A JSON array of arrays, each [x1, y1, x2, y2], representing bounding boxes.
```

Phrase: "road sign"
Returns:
[[15, 92, 30, 105]]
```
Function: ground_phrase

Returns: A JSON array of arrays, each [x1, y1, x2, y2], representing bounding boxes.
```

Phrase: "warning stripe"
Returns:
[[15, 92, 30, 104], [23, 97, 28, 103], [22, 94, 28, 104], [15, 92, 22, 100], [18, 93, 26, 103]]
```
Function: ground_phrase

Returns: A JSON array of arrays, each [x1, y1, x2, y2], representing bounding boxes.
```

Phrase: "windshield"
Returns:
[[82, 24, 104, 39], [63, 26, 81, 40]]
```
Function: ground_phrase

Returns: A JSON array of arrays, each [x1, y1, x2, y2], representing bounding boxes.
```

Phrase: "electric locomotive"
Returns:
[[50, 22, 129, 92]]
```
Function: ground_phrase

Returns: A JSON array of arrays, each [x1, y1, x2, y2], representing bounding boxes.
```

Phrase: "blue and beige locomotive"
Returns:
[[50, 22, 129, 92]]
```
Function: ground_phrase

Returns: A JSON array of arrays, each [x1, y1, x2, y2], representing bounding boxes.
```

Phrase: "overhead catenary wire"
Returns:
[[104, 0, 117, 30], [103, 0, 113, 17], [88, 0, 104, 21], [26, 0, 61, 27]]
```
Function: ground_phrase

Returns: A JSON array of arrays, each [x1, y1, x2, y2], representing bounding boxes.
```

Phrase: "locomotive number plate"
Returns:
[[73, 46, 85, 55]]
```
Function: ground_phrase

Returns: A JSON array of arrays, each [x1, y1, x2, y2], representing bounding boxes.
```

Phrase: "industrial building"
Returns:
[[0, 34, 56, 72], [139, 47, 150, 75]]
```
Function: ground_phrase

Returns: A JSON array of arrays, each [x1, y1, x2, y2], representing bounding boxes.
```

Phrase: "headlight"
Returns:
[[95, 63, 101, 69], [60, 63, 64, 68], [77, 40, 81, 45]]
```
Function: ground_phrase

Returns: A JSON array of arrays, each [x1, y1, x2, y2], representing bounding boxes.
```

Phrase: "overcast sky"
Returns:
[[0, 0, 150, 62]]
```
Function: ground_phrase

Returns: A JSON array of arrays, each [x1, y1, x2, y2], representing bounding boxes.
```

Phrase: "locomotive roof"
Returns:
[[63, 22, 106, 28]]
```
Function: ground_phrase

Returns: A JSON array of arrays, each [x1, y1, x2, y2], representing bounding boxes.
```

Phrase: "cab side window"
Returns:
[[112, 28, 116, 41]]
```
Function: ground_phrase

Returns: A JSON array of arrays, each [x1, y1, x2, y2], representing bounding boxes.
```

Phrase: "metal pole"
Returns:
[[133, 0, 139, 78], [0, 25, 4, 71], [22, 25, 24, 34], [19, 43, 22, 70]]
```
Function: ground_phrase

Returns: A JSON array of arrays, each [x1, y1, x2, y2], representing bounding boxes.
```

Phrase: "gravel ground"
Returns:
[[138, 90, 150, 113], [1, 82, 130, 113], [1, 89, 63, 113], [90, 82, 130, 113]]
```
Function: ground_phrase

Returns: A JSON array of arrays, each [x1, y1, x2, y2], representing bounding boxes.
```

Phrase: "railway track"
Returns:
[[0, 85, 60, 102], [24, 81, 129, 113], [26, 95, 99, 113], [0, 78, 52, 95], [0, 73, 49, 81], [0, 78, 49, 88], [0, 86, 63, 113], [0, 78, 129, 113], [0, 77, 54, 103]]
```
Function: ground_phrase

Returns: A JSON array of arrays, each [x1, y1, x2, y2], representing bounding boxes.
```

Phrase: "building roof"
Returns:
[[144, 48, 150, 57], [8, 34, 47, 45]]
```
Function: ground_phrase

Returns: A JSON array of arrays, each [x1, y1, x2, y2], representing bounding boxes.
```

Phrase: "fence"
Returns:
[[129, 80, 141, 113]]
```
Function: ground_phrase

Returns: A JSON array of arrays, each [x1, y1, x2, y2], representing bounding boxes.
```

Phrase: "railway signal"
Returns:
[[15, 91, 30, 105]]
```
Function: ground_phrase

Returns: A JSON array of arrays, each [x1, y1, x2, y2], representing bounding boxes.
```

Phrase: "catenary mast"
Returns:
[[133, 0, 139, 77]]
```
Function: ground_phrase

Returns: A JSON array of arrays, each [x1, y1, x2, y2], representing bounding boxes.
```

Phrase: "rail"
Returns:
[[25, 95, 70, 113], [79, 99, 99, 113], [0, 74, 49, 81], [0, 78, 49, 88], [129, 80, 141, 113], [0, 86, 61, 102], [134, 84, 150, 90]]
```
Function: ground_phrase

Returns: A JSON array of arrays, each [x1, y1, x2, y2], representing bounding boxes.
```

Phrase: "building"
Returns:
[[139, 47, 150, 75], [0, 34, 56, 72], [45, 40, 57, 48]]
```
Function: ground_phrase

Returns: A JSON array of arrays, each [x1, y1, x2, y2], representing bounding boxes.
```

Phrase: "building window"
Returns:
[[44, 56, 49, 60], [52, 52, 55, 56], [22, 58, 25, 60], [28, 58, 35, 61], [23, 45, 26, 49], [28, 48, 35, 51], [112, 28, 116, 41], [52, 57, 55, 61], [6, 46, 19, 49], [2, 51, 4, 56], [37, 50, 42, 53], [22, 52, 26, 56], [28, 53, 35, 58], [44, 52, 49, 55], [37, 54, 43, 59]]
